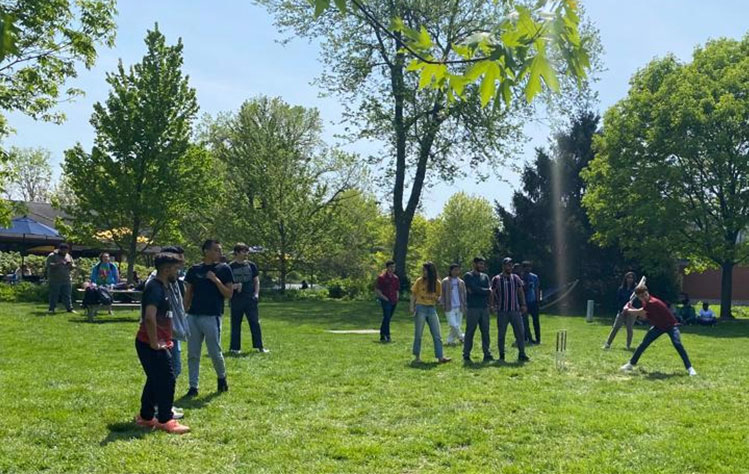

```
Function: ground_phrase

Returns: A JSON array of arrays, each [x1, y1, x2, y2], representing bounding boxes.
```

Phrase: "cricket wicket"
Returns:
[[555, 329, 568, 370]]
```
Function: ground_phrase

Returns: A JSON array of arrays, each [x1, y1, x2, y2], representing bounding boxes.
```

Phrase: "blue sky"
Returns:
[[5, 0, 749, 216]]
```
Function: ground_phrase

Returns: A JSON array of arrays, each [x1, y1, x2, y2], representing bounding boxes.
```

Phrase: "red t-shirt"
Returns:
[[376, 272, 400, 303], [643, 296, 678, 330], [136, 279, 174, 348]]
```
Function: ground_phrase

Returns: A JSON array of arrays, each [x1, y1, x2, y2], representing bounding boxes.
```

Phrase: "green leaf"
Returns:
[[418, 63, 447, 89], [525, 55, 544, 102], [416, 26, 433, 50], [480, 62, 501, 107], [464, 61, 490, 81], [333, 0, 347, 14], [453, 44, 472, 60], [314, 0, 330, 18]]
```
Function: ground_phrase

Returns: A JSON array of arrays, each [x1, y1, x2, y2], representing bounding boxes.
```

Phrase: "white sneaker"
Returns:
[[688, 367, 697, 377], [602, 344, 611, 350], [620, 362, 635, 372], [229, 349, 240, 355]]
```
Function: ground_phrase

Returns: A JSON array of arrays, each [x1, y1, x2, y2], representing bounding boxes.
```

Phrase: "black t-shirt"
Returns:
[[185, 262, 234, 315], [229, 261, 259, 303], [137, 279, 172, 344]]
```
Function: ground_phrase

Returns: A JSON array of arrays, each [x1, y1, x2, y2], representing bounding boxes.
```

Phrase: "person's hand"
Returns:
[[521, 305, 528, 314], [206, 271, 219, 283], [253, 293, 259, 301], [150, 341, 168, 351]]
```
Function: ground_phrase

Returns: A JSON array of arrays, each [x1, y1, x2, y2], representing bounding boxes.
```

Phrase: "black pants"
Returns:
[[230, 299, 263, 351], [379, 300, 397, 339], [523, 301, 541, 342], [135, 338, 175, 423], [463, 307, 492, 359], [630, 326, 692, 369]]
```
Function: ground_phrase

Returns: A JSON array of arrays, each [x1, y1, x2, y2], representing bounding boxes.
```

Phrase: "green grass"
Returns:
[[1, 300, 748, 473]]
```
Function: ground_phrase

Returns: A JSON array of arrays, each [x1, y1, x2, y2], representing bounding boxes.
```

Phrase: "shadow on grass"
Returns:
[[174, 391, 221, 410], [407, 360, 440, 370], [100, 422, 151, 446], [642, 371, 687, 380], [68, 316, 139, 324]]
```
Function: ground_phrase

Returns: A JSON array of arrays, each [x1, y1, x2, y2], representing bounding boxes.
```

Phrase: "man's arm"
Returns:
[[207, 271, 233, 299], [183, 283, 194, 312], [253, 276, 260, 299], [518, 285, 528, 313], [144, 305, 167, 350]]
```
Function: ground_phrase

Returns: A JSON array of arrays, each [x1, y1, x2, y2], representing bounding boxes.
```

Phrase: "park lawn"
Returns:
[[0, 301, 747, 474]]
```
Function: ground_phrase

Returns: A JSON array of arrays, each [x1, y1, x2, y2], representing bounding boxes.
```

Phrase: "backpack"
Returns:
[[96, 286, 113, 306]]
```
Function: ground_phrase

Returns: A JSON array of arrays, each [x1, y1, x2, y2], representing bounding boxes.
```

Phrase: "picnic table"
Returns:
[[76, 288, 143, 308]]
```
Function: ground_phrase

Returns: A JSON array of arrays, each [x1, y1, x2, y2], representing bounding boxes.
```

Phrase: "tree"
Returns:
[[495, 112, 647, 309], [2, 147, 53, 202], [0, 0, 117, 137], [307, 0, 590, 106], [427, 192, 496, 271], [62, 26, 212, 282], [204, 96, 359, 291], [259, 0, 596, 282], [0, 0, 116, 225], [582, 36, 749, 319]]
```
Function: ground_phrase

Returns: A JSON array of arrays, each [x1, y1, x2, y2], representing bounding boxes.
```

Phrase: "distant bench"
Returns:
[[75, 288, 143, 308]]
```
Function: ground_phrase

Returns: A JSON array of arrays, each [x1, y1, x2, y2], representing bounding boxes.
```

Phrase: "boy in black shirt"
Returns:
[[184, 240, 234, 397], [229, 243, 267, 354]]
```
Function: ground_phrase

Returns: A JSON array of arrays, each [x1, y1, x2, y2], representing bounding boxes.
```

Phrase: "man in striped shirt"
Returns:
[[491, 257, 530, 362]]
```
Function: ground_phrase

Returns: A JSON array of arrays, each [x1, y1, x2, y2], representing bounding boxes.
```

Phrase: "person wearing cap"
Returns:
[[462, 257, 494, 362], [491, 257, 530, 362], [46, 243, 76, 314]]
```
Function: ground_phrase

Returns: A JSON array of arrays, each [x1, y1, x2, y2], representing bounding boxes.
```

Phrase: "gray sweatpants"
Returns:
[[497, 311, 526, 356], [187, 314, 227, 389]]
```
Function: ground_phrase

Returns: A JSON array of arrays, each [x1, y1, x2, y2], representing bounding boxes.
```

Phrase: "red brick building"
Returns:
[[681, 265, 749, 305]]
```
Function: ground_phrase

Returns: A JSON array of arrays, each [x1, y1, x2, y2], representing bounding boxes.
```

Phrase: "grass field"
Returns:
[[1, 300, 748, 473]]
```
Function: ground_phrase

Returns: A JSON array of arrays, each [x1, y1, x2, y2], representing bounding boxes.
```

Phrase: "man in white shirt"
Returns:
[[440, 264, 466, 346]]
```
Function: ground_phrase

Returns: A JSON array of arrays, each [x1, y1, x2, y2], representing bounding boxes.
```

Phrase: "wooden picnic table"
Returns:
[[76, 288, 143, 306]]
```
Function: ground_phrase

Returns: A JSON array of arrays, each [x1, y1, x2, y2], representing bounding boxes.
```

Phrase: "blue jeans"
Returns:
[[413, 305, 443, 359], [380, 300, 397, 340], [630, 326, 692, 369], [170, 340, 182, 378]]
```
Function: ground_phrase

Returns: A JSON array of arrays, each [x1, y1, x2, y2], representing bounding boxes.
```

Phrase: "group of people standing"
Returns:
[[376, 256, 542, 364], [133, 240, 268, 435]]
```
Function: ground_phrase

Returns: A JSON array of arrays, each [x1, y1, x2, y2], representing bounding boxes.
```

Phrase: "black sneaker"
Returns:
[[217, 378, 229, 393], [386, 337, 392, 343], [185, 387, 198, 398], [499, 353, 505, 362], [518, 354, 531, 362], [463, 356, 472, 363], [483, 355, 494, 363]]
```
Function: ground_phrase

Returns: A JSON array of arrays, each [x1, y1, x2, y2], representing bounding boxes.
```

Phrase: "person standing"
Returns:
[[410, 262, 451, 364], [521, 261, 542, 345], [491, 257, 530, 362], [184, 240, 234, 397], [375, 260, 400, 343], [133, 252, 190, 434], [620, 285, 697, 376], [229, 243, 268, 354], [462, 257, 494, 363], [46, 243, 76, 314], [604, 272, 638, 350], [440, 264, 466, 346]]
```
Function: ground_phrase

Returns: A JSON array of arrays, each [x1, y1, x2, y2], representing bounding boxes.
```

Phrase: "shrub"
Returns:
[[325, 278, 371, 300], [259, 288, 329, 302], [0, 282, 49, 303]]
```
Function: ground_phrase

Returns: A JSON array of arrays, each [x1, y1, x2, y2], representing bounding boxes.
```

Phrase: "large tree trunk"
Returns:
[[719, 261, 734, 320], [126, 218, 140, 284], [393, 212, 413, 287]]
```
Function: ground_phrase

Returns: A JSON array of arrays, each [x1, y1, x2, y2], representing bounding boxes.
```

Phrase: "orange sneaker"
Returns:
[[155, 419, 190, 434], [134, 414, 157, 429]]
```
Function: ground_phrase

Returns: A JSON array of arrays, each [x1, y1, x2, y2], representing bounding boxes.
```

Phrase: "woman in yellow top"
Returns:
[[410, 262, 451, 364]]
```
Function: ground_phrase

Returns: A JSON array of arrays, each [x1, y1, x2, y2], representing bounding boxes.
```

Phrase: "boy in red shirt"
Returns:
[[620, 285, 697, 376]]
